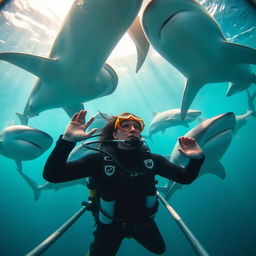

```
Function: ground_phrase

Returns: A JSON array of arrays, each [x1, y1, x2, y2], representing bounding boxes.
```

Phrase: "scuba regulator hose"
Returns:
[[81, 136, 149, 176]]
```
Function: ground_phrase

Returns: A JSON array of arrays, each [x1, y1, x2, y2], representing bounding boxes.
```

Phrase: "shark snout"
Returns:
[[21, 131, 53, 152], [0, 125, 53, 161]]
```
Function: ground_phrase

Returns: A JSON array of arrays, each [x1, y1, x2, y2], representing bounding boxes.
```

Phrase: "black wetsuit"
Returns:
[[43, 137, 204, 256]]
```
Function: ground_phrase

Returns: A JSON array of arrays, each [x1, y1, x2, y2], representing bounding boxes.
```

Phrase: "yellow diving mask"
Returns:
[[114, 114, 145, 132]]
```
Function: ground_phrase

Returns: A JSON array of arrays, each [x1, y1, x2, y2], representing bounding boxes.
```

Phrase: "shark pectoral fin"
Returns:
[[15, 160, 22, 172], [0, 52, 59, 78], [208, 162, 226, 179], [16, 112, 29, 125], [224, 41, 256, 65], [63, 104, 84, 118], [128, 16, 150, 73], [181, 79, 203, 120]]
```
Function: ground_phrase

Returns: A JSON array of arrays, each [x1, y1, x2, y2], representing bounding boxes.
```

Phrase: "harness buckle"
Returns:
[[104, 155, 112, 161]]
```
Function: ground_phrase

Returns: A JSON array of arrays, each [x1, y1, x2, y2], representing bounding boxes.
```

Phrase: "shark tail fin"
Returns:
[[128, 16, 150, 73], [18, 172, 42, 200], [16, 112, 28, 125]]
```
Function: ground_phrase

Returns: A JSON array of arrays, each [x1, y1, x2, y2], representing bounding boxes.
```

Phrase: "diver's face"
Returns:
[[112, 120, 141, 149]]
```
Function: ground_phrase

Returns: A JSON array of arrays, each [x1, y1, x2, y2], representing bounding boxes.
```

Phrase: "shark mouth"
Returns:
[[203, 129, 232, 145], [199, 112, 236, 144], [160, 10, 185, 33], [21, 139, 44, 153]]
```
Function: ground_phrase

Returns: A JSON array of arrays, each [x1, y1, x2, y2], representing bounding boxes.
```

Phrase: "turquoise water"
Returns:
[[0, 0, 256, 255]]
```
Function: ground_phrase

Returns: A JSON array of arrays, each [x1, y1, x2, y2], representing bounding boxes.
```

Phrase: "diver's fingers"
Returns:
[[86, 128, 98, 137], [82, 116, 95, 130], [71, 112, 79, 121], [179, 136, 196, 147], [77, 110, 87, 123]]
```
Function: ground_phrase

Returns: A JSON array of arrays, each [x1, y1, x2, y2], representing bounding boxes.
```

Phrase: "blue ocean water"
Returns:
[[0, 0, 255, 255]]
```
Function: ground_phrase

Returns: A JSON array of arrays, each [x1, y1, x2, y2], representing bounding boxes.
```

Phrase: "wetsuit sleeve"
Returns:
[[43, 136, 101, 183], [153, 154, 205, 184]]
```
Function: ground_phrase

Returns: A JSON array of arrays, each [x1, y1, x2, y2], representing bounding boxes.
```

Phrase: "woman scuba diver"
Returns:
[[43, 110, 204, 255]]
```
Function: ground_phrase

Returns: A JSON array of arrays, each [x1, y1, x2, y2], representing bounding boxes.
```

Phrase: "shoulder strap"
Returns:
[[140, 145, 155, 170], [100, 142, 155, 176]]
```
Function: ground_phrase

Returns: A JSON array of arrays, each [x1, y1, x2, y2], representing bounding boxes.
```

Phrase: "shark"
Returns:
[[17, 171, 87, 201], [195, 89, 256, 133], [17, 111, 112, 200], [0, 0, 145, 125], [149, 108, 201, 137], [142, 0, 256, 119], [158, 112, 236, 200], [0, 125, 53, 171]]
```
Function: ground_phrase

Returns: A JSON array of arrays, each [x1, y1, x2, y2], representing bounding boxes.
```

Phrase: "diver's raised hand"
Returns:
[[178, 136, 204, 159], [62, 110, 97, 142]]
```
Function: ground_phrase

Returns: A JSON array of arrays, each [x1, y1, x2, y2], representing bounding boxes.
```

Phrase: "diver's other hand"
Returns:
[[62, 110, 97, 142], [177, 136, 204, 159]]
